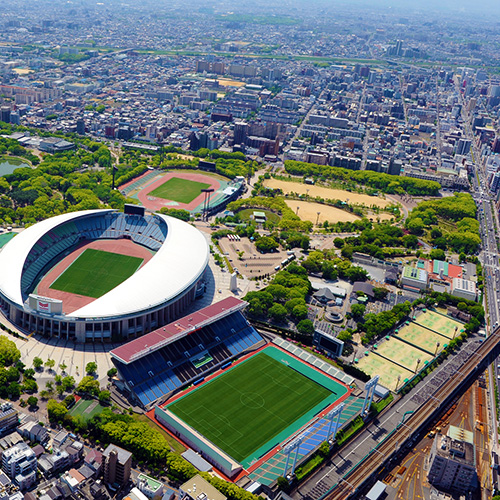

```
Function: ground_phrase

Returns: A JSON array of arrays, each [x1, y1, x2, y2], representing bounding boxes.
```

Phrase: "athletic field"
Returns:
[[68, 398, 105, 422], [50, 248, 143, 298], [396, 323, 446, 355], [168, 347, 346, 464], [148, 177, 211, 204], [357, 354, 413, 391], [414, 310, 463, 339]]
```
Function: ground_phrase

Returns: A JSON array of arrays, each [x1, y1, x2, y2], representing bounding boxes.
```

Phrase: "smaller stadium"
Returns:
[[110, 298, 354, 482], [120, 169, 245, 216]]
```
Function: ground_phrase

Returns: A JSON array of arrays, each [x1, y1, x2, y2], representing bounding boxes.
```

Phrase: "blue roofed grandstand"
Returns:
[[110, 297, 266, 409]]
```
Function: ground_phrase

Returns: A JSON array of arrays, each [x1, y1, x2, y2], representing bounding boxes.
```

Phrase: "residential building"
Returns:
[[2, 442, 37, 490], [0, 403, 18, 437], [103, 444, 132, 486], [137, 473, 164, 500], [179, 475, 226, 500]]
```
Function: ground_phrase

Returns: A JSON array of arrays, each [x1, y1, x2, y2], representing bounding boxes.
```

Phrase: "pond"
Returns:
[[0, 157, 30, 177]]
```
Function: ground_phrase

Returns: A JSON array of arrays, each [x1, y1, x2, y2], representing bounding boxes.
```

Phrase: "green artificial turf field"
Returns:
[[68, 398, 105, 422], [168, 351, 333, 463], [50, 248, 143, 298], [149, 177, 211, 204]]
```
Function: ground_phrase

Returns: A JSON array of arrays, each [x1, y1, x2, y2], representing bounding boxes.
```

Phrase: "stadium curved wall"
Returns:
[[0, 209, 209, 342]]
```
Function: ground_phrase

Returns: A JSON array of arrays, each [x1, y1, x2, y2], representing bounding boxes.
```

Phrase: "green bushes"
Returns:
[[284, 160, 440, 196]]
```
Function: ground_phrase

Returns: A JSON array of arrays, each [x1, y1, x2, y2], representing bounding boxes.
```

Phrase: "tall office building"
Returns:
[[395, 40, 403, 56], [455, 139, 471, 156], [0, 107, 11, 124], [103, 444, 132, 486], [233, 121, 248, 145]]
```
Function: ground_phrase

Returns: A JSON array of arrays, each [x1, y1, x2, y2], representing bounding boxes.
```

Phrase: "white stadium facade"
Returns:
[[0, 209, 209, 342]]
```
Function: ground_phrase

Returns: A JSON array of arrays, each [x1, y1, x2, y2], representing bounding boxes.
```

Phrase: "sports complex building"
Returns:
[[0, 208, 209, 342], [110, 297, 357, 484]]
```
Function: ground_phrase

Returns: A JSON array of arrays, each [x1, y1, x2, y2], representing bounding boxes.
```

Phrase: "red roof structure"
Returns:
[[110, 297, 247, 364]]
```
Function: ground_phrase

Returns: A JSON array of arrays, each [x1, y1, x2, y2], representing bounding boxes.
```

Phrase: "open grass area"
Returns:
[[50, 248, 143, 298], [149, 177, 210, 204], [168, 348, 342, 463], [68, 398, 105, 422]]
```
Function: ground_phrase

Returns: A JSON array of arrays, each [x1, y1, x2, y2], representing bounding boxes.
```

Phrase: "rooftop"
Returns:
[[102, 444, 133, 464], [181, 474, 227, 500], [110, 296, 246, 364]]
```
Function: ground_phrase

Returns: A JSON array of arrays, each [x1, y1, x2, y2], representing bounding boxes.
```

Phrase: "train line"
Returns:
[[321, 328, 500, 500]]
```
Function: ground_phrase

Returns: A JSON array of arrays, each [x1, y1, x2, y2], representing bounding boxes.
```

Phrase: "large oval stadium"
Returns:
[[0, 208, 209, 342]]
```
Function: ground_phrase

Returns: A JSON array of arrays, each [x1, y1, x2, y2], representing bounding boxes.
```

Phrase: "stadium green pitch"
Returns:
[[50, 248, 143, 298], [149, 177, 211, 204], [167, 347, 347, 465]]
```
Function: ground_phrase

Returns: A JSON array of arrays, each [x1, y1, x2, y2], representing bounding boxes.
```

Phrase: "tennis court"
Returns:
[[376, 338, 433, 371], [414, 310, 463, 339], [357, 353, 414, 391], [396, 323, 447, 355]]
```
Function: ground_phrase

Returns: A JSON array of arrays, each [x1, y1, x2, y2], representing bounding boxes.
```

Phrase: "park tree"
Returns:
[[27, 396, 38, 408], [255, 236, 279, 253], [0, 336, 21, 366], [86, 362, 98, 375], [59, 362, 67, 373], [350, 303, 366, 318], [77, 376, 100, 396], [22, 379, 38, 394], [98, 390, 111, 404], [292, 304, 308, 321], [333, 237, 344, 248], [429, 248, 446, 261], [297, 319, 315, 335], [7, 382, 21, 399], [62, 395, 75, 408], [373, 287, 389, 301], [268, 304, 287, 323], [47, 399, 68, 422], [61, 376, 76, 391], [44, 359, 55, 370], [33, 357, 43, 369], [107, 367, 118, 378]]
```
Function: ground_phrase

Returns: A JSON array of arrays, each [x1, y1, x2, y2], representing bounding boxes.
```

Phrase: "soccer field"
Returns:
[[149, 177, 210, 204], [168, 350, 342, 463], [50, 248, 143, 298]]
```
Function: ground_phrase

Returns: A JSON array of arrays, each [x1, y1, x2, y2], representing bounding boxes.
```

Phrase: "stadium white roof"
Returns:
[[0, 210, 209, 319]]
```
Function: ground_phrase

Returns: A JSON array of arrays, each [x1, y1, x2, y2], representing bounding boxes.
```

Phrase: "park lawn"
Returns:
[[168, 351, 332, 463], [50, 248, 143, 298], [149, 177, 210, 204]]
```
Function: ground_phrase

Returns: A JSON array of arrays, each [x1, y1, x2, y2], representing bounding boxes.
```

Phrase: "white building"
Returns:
[[137, 474, 164, 500], [2, 442, 37, 490], [452, 278, 477, 301]]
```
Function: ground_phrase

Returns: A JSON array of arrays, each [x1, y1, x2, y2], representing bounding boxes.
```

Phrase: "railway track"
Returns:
[[321, 329, 500, 500]]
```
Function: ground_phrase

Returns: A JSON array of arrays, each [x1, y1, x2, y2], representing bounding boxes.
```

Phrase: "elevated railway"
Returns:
[[320, 328, 500, 500]]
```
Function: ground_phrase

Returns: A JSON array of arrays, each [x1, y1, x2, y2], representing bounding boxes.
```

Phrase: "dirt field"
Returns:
[[376, 338, 433, 370], [284, 200, 360, 224], [264, 179, 391, 208], [36, 239, 153, 314]]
